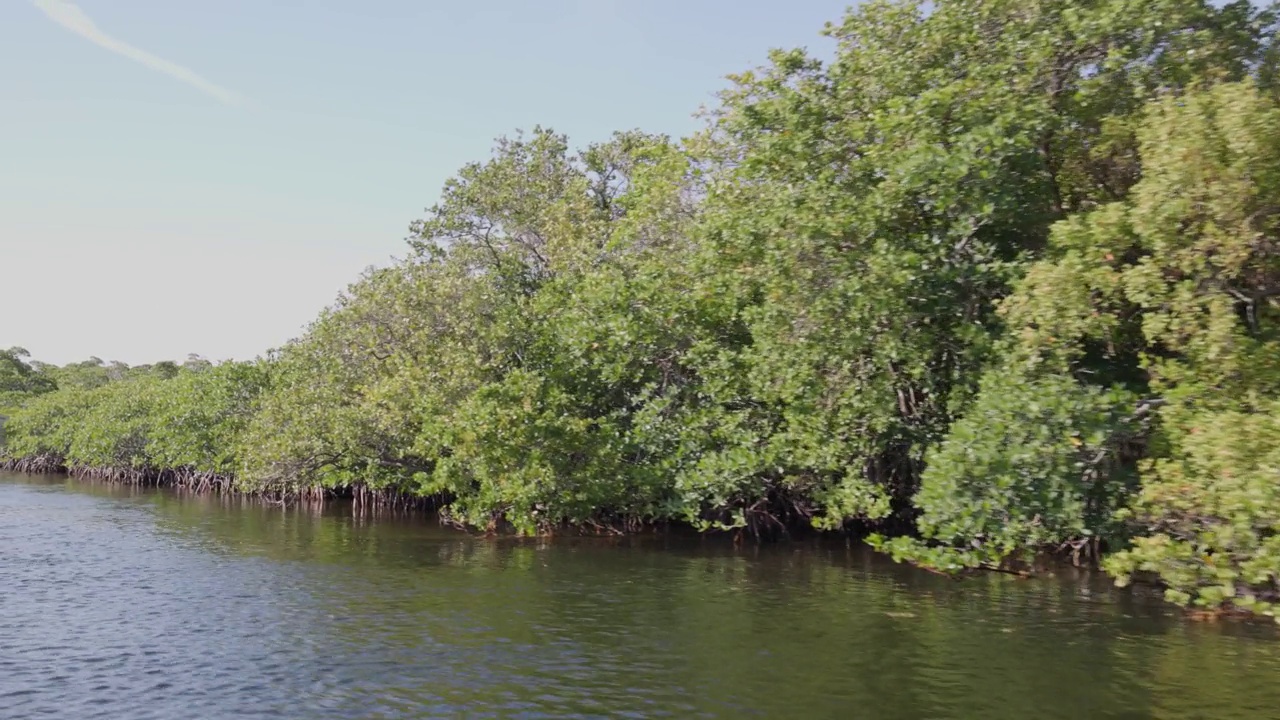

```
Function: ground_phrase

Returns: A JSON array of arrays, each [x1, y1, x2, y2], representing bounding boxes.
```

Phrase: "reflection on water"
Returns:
[[1, 472, 1277, 719]]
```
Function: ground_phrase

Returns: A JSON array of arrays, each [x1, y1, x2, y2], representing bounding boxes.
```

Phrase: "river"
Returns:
[[2, 472, 1278, 719]]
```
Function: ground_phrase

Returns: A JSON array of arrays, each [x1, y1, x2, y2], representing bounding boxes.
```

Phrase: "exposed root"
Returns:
[[0, 454, 67, 474], [0, 456, 441, 515]]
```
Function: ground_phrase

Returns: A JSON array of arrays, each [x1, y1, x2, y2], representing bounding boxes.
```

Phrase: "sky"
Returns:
[[1, 0, 849, 366]]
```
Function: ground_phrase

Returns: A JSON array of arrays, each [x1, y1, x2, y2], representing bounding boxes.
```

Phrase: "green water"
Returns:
[[2, 472, 1278, 719]]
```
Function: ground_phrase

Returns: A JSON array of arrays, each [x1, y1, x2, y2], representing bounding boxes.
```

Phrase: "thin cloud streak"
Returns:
[[33, 0, 244, 106]]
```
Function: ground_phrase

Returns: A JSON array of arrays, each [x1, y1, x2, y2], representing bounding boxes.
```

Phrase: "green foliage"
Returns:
[[681, 0, 1274, 530], [1107, 402, 1280, 616], [148, 361, 271, 476], [2, 361, 268, 478], [39, 357, 119, 391], [239, 129, 710, 530], [0, 347, 55, 413], [873, 373, 1137, 570], [238, 259, 474, 492], [923, 78, 1280, 610], [2, 384, 99, 461], [65, 375, 167, 471], [1089, 81, 1280, 614]]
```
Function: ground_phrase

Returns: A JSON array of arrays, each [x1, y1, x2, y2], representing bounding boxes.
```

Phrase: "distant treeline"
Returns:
[[4, 0, 1279, 618]]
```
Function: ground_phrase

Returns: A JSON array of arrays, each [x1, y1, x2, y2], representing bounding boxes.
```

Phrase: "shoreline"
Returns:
[[0, 455, 436, 510], [5, 457, 1275, 625]]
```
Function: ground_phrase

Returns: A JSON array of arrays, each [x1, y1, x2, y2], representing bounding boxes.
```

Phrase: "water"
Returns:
[[2, 473, 1278, 720]]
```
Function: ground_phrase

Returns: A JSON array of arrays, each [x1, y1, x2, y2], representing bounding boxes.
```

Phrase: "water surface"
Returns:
[[2, 472, 1278, 719]]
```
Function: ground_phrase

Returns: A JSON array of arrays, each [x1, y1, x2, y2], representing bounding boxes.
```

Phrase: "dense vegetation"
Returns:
[[4, 0, 1279, 618]]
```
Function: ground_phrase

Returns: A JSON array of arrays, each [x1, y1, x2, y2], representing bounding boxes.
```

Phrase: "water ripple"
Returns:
[[1, 473, 1278, 719]]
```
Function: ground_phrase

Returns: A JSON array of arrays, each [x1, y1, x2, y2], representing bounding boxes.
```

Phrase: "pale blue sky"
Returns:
[[2, 0, 847, 365]]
